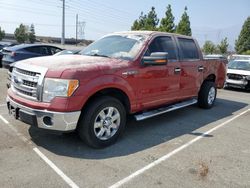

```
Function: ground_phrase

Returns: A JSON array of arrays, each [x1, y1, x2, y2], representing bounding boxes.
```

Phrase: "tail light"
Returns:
[[11, 52, 16, 57]]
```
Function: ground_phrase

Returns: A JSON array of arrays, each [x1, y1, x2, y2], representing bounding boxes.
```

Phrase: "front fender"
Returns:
[[70, 75, 137, 112]]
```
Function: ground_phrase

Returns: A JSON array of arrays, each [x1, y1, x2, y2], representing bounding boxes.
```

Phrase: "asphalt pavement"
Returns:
[[0, 68, 249, 188]]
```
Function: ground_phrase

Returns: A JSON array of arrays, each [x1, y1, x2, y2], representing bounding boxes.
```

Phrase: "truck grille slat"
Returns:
[[11, 67, 41, 100], [227, 73, 243, 80], [12, 82, 37, 93]]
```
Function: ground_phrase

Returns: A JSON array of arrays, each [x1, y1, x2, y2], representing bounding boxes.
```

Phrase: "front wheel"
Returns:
[[78, 96, 126, 148], [198, 81, 217, 109]]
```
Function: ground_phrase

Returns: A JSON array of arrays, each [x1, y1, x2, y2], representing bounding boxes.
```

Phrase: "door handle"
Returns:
[[174, 67, 181, 74], [198, 66, 204, 72]]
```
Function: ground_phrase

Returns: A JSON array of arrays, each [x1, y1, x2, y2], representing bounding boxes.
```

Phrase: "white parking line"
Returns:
[[109, 108, 250, 188], [33, 148, 79, 188], [0, 114, 9, 124], [0, 115, 79, 188]]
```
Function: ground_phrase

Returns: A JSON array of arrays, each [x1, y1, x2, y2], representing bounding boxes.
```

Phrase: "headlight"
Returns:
[[43, 78, 79, 102], [245, 75, 250, 80]]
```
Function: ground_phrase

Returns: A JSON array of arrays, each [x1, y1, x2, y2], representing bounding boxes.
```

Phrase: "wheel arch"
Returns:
[[204, 74, 216, 83], [81, 87, 131, 114]]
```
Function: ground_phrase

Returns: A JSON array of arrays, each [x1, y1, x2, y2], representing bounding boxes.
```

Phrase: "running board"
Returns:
[[134, 99, 197, 121]]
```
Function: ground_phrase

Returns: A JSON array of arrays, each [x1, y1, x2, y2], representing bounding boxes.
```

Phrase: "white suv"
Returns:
[[225, 59, 250, 90]]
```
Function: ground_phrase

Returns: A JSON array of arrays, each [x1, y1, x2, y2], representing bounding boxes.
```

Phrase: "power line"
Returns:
[[0, 0, 133, 38], [66, 1, 133, 25], [68, 0, 133, 22], [0, 4, 60, 17], [71, 0, 138, 17], [0, 21, 75, 27]]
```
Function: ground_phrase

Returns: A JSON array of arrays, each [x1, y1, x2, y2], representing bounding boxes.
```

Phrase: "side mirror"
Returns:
[[142, 52, 168, 66]]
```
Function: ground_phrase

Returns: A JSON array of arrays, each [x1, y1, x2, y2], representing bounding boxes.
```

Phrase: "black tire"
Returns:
[[198, 81, 217, 109], [77, 96, 126, 148]]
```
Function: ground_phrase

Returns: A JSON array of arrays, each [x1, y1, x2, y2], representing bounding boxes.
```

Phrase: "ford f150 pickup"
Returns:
[[6, 31, 227, 148]]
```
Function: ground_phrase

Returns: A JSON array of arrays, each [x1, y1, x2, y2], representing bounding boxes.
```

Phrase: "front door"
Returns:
[[137, 35, 181, 110]]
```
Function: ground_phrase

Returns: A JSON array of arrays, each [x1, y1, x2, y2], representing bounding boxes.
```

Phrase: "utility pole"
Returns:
[[76, 14, 78, 46], [61, 0, 65, 45]]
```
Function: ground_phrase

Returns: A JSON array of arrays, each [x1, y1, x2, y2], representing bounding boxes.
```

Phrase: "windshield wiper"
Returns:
[[89, 53, 110, 58]]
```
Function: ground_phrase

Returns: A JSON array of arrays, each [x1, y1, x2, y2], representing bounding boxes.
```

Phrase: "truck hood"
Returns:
[[14, 55, 131, 78], [15, 55, 127, 70], [227, 68, 250, 76]]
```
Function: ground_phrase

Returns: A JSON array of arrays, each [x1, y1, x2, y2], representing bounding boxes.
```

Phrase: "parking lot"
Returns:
[[0, 67, 250, 188]]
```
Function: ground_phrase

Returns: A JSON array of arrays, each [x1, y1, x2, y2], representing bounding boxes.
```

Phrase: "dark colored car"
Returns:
[[0, 42, 16, 68], [2, 44, 62, 69]]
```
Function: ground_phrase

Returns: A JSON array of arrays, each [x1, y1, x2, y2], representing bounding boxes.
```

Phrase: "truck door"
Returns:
[[138, 36, 180, 110], [177, 37, 204, 99]]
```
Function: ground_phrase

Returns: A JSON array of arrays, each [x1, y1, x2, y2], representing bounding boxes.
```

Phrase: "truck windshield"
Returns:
[[80, 34, 147, 60], [228, 60, 250, 71]]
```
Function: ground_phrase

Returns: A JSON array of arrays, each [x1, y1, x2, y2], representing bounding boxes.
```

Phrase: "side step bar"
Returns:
[[134, 99, 197, 121]]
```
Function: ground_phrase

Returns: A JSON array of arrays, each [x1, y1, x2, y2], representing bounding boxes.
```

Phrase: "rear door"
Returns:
[[138, 35, 180, 109], [176, 37, 204, 99]]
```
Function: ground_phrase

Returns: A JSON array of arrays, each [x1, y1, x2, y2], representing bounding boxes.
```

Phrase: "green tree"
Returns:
[[176, 6, 192, 36], [203, 41, 217, 54], [159, 4, 175, 33], [14, 24, 29, 43], [0, 26, 5, 41], [131, 12, 147, 30], [144, 7, 159, 30], [242, 50, 250, 55], [131, 7, 159, 31], [28, 24, 36, 43], [235, 17, 250, 54], [217, 37, 229, 54]]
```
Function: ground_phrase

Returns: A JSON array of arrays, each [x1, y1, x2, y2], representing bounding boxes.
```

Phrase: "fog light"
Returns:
[[43, 116, 53, 126]]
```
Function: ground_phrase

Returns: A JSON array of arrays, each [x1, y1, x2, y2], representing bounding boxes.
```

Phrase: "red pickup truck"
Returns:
[[7, 31, 226, 148]]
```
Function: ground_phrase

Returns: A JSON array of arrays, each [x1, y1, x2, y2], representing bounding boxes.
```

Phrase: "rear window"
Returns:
[[178, 38, 199, 60]]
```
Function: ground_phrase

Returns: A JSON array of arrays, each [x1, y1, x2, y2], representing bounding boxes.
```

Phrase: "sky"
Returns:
[[0, 0, 249, 50]]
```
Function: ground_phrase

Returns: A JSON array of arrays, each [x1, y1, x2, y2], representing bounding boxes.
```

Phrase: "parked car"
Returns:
[[2, 44, 62, 69], [6, 31, 226, 148], [53, 49, 80, 56], [204, 54, 227, 60], [225, 59, 250, 90], [0, 42, 16, 68], [228, 54, 250, 61]]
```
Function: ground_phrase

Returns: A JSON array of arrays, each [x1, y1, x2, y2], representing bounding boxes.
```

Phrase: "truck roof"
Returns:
[[112, 31, 193, 39]]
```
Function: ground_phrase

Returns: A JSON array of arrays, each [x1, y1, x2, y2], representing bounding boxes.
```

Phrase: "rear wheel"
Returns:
[[78, 96, 126, 148], [198, 81, 217, 109]]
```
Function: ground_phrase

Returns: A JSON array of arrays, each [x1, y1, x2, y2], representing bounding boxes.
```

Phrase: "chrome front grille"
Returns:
[[11, 67, 41, 100], [15, 67, 37, 77], [227, 73, 243, 80]]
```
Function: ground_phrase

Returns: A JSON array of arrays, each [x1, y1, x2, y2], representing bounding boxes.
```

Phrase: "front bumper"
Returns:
[[6, 97, 81, 132], [225, 79, 250, 89]]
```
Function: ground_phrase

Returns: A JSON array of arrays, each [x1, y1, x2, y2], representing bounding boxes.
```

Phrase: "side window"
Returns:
[[178, 38, 200, 60], [146, 36, 177, 60], [38, 46, 49, 55], [25, 47, 40, 54], [49, 47, 61, 55]]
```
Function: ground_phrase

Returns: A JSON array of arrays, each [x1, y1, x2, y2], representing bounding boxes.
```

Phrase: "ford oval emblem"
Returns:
[[13, 76, 23, 85]]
